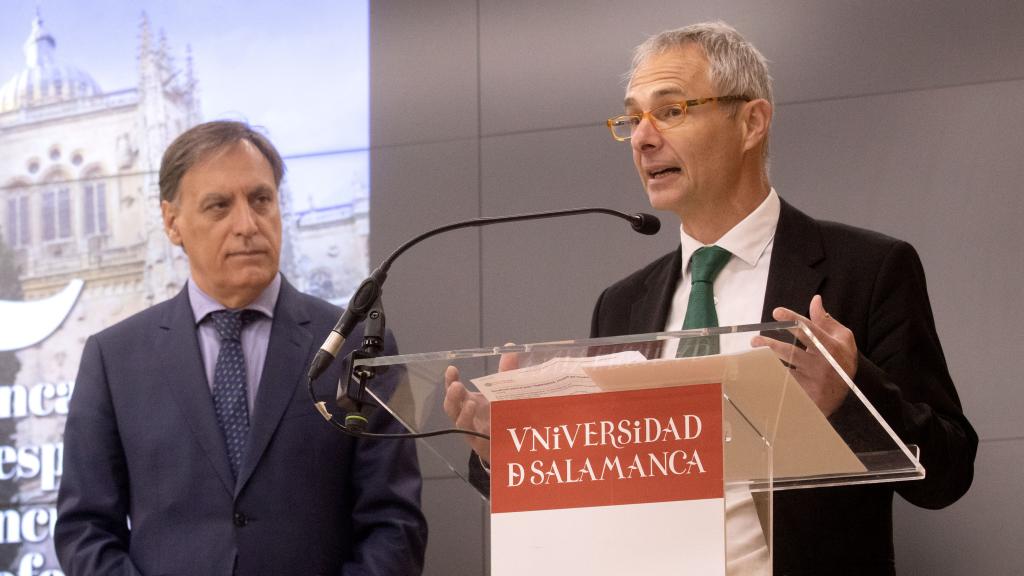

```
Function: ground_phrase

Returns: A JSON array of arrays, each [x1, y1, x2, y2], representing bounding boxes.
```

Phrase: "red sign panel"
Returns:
[[491, 383, 723, 514]]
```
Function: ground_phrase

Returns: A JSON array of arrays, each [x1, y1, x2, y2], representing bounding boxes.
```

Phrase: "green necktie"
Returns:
[[677, 245, 732, 357]]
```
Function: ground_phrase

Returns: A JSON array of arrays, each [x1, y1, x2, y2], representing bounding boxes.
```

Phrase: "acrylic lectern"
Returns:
[[347, 321, 924, 575]]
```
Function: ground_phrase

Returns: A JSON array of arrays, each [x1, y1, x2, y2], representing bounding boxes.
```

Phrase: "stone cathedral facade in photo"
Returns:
[[0, 12, 368, 572]]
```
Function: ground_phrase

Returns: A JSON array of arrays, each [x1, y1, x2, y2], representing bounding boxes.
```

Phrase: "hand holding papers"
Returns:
[[443, 351, 645, 463], [444, 363, 498, 464]]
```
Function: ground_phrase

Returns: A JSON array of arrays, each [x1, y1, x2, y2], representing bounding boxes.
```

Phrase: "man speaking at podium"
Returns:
[[445, 21, 976, 575], [56, 121, 427, 575]]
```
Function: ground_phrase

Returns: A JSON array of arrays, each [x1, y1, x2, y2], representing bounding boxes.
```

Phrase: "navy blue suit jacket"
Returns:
[[591, 199, 977, 576], [56, 278, 427, 575]]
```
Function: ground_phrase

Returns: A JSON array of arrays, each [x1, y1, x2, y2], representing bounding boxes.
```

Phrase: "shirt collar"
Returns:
[[188, 273, 282, 325], [679, 187, 781, 270]]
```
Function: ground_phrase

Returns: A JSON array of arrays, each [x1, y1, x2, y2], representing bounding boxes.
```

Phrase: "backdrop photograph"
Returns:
[[0, 1, 369, 572]]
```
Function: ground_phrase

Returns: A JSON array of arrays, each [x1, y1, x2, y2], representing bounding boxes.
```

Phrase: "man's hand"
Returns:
[[751, 295, 857, 416], [443, 366, 492, 462], [443, 353, 518, 465]]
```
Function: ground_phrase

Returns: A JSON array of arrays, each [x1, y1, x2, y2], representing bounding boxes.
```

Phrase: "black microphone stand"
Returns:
[[335, 294, 386, 432], [308, 207, 660, 440]]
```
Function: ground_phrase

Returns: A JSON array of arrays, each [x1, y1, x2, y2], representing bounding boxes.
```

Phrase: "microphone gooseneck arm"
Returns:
[[307, 206, 661, 439], [379, 207, 660, 272]]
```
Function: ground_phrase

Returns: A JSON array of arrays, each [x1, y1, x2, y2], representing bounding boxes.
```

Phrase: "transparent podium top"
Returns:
[[344, 322, 924, 498]]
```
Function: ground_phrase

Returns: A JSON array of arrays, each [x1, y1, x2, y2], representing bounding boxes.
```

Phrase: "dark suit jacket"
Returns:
[[591, 199, 977, 576], [56, 278, 427, 576]]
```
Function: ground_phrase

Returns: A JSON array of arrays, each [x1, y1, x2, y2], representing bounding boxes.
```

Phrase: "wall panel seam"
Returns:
[[775, 75, 1024, 108]]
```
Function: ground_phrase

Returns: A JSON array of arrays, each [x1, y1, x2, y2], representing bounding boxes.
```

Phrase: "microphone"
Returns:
[[306, 207, 661, 382], [630, 212, 661, 235]]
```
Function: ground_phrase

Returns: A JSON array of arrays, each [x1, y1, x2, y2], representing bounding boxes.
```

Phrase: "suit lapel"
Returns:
[[762, 199, 826, 320], [235, 279, 313, 495], [630, 247, 682, 334], [158, 289, 236, 495]]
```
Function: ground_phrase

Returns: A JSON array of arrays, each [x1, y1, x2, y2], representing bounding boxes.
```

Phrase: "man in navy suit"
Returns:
[[56, 121, 427, 575], [445, 22, 976, 575]]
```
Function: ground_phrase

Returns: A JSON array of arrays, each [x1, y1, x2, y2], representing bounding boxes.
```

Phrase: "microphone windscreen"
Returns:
[[631, 213, 661, 235]]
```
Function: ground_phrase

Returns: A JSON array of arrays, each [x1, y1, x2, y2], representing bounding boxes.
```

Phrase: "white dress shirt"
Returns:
[[660, 188, 780, 357], [661, 188, 781, 576]]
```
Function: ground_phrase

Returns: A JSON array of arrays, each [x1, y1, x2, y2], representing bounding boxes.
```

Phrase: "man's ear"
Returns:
[[161, 200, 183, 247], [740, 99, 772, 154]]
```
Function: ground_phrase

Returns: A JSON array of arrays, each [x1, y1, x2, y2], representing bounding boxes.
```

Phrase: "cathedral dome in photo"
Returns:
[[0, 14, 102, 114]]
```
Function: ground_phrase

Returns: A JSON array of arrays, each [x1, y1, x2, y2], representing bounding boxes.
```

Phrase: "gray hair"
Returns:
[[630, 21, 773, 107], [159, 120, 285, 204], [630, 22, 774, 163]]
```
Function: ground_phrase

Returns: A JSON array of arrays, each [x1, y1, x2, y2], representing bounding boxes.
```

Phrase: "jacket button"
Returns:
[[233, 512, 248, 527]]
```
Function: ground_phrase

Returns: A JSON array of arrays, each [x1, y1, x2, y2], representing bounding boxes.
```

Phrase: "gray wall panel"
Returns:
[[479, 1, 1024, 135], [371, 0, 479, 146], [893, 439, 1023, 575], [479, 125, 678, 345], [763, 1, 1024, 102], [369, 139, 482, 356]]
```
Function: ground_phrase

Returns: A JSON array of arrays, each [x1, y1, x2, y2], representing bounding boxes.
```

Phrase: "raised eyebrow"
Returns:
[[623, 87, 687, 108]]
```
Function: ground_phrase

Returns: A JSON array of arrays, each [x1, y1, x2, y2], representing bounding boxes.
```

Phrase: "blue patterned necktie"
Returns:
[[209, 309, 260, 481], [677, 245, 732, 357]]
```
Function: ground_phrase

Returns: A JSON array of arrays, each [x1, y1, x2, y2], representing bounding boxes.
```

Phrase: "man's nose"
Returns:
[[631, 116, 661, 151], [232, 203, 259, 235]]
